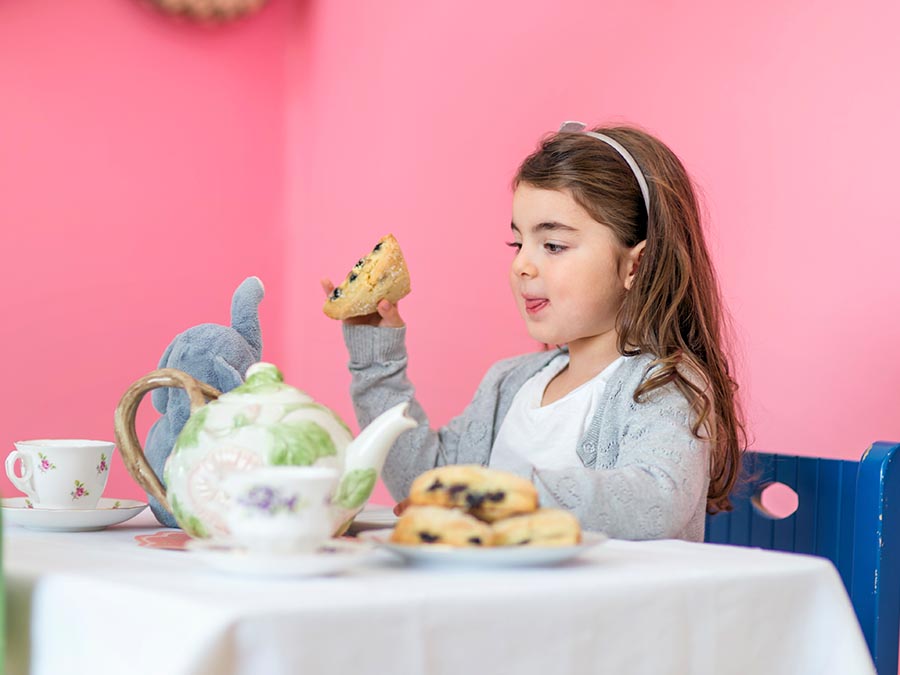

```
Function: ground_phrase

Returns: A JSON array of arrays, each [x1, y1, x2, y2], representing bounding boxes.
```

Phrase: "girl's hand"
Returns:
[[320, 279, 405, 327], [393, 498, 411, 516]]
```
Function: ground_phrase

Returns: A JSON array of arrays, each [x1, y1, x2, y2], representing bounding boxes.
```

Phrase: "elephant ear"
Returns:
[[231, 277, 264, 360], [211, 355, 244, 394], [151, 339, 177, 413]]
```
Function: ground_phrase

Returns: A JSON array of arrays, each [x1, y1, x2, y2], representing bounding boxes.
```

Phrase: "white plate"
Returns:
[[358, 528, 608, 568], [186, 538, 377, 578], [1, 497, 148, 532]]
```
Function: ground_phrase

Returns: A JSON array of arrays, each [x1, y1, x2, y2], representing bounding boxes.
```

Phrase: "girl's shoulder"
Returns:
[[620, 351, 709, 383], [604, 351, 658, 387], [618, 351, 713, 411]]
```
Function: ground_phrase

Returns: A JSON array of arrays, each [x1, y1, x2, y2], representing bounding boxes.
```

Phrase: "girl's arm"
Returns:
[[531, 384, 711, 540], [343, 324, 475, 501]]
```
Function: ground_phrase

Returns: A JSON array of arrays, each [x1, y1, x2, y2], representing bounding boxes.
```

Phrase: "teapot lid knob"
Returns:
[[245, 362, 284, 385]]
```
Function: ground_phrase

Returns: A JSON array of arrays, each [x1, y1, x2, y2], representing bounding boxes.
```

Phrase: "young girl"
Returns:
[[322, 121, 744, 541]]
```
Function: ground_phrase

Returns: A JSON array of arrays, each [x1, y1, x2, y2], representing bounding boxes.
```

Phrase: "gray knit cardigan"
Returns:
[[344, 325, 710, 541]]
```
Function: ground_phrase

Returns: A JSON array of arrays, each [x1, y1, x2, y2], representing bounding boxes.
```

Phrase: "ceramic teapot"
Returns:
[[114, 362, 416, 539]]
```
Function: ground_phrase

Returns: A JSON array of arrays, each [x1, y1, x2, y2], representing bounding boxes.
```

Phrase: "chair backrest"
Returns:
[[705, 441, 900, 675]]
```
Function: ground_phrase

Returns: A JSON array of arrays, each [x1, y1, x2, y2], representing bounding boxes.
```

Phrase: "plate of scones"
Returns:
[[359, 465, 607, 567]]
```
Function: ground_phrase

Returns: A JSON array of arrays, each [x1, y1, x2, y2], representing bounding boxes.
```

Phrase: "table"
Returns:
[[4, 508, 876, 675]]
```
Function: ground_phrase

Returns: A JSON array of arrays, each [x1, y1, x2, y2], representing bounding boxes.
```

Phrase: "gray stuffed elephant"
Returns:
[[144, 277, 264, 527]]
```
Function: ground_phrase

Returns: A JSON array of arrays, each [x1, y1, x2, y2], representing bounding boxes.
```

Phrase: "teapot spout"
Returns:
[[330, 402, 416, 535], [345, 401, 417, 475]]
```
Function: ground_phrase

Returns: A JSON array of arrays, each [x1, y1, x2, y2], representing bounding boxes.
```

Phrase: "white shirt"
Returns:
[[489, 353, 626, 475]]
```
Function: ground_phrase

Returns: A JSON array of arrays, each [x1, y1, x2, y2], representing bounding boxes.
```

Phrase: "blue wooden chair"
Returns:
[[705, 441, 900, 675]]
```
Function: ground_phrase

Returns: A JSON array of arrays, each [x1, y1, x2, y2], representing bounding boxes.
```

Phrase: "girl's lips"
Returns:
[[524, 298, 549, 314]]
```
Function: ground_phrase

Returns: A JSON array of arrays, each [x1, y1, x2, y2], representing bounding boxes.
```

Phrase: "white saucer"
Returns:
[[359, 529, 608, 568], [186, 537, 378, 578], [1, 498, 149, 532]]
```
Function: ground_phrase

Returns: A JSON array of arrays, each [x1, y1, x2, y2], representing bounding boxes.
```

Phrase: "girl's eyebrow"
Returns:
[[510, 221, 578, 233]]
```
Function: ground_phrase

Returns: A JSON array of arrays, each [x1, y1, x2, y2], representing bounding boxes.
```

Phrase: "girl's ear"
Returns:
[[624, 240, 647, 291]]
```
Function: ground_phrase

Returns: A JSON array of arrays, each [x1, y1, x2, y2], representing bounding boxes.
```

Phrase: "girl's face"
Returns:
[[508, 184, 641, 348]]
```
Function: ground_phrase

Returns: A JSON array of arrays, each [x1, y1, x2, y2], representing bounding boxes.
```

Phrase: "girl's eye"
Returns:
[[505, 241, 522, 253], [545, 243, 567, 254]]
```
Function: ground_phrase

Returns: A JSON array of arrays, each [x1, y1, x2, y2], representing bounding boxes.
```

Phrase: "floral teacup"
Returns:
[[4, 439, 113, 509], [222, 466, 339, 553]]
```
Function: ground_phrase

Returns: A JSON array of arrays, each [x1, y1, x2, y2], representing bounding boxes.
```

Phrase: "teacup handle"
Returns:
[[113, 368, 221, 515], [5, 449, 36, 499]]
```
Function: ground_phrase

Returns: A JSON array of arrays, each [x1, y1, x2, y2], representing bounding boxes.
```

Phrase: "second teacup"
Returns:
[[222, 466, 339, 553], [5, 439, 113, 509]]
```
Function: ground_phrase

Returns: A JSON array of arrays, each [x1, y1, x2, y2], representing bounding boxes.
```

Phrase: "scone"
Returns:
[[390, 505, 494, 547], [492, 508, 582, 547], [409, 465, 539, 523], [323, 234, 411, 319]]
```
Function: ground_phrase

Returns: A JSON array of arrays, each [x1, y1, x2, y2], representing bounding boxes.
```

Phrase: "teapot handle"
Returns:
[[113, 368, 221, 514]]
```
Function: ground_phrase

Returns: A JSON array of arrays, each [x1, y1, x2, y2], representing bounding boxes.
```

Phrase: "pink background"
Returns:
[[2, 0, 899, 510]]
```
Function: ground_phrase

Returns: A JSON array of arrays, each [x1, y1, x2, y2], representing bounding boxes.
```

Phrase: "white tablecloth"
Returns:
[[4, 509, 875, 675]]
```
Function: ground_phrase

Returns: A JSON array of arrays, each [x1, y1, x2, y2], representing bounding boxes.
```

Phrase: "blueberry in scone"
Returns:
[[409, 465, 539, 523], [390, 505, 494, 547], [491, 508, 582, 547], [323, 233, 411, 320]]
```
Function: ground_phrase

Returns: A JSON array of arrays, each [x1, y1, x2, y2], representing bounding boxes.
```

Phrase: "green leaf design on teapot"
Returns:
[[230, 362, 291, 396], [333, 468, 377, 509], [270, 420, 337, 466]]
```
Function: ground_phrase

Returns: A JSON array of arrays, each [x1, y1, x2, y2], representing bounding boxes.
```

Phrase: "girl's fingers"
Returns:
[[320, 278, 335, 296], [377, 299, 405, 328]]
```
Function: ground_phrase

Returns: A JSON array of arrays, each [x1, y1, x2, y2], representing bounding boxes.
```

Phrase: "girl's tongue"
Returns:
[[525, 298, 549, 313]]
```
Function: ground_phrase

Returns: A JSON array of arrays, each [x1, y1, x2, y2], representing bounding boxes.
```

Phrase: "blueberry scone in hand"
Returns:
[[390, 505, 494, 547], [409, 465, 539, 523], [492, 509, 582, 547], [323, 233, 411, 320]]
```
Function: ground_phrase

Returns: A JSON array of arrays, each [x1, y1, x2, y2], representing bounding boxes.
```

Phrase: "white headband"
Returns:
[[558, 121, 650, 215]]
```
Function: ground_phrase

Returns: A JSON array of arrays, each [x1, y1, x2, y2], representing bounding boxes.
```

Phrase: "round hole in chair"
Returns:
[[752, 482, 799, 519]]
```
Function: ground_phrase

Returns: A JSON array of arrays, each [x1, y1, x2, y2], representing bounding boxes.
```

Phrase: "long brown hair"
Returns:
[[513, 124, 745, 513]]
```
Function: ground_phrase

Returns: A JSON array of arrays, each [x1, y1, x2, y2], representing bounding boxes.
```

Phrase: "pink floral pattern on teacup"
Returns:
[[96, 453, 108, 475], [70, 480, 90, 501], [38, 452, 56, 473], [25, 498, 34, 509]]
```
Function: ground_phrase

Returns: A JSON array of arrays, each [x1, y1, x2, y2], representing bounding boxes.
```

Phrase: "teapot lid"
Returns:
[[224, 362, 314, 404]]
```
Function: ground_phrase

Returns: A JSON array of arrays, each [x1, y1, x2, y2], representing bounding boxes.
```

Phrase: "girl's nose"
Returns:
[[511, 249, 537, 278]]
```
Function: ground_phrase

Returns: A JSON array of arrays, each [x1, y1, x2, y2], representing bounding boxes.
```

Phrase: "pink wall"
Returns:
[[3, 0, 899, 508], [0, 0, 290, 501], [285, 0, 900, 510]]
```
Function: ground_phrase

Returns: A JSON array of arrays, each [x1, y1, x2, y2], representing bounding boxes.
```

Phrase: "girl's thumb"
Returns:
[[377, 299, 404, 327]]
